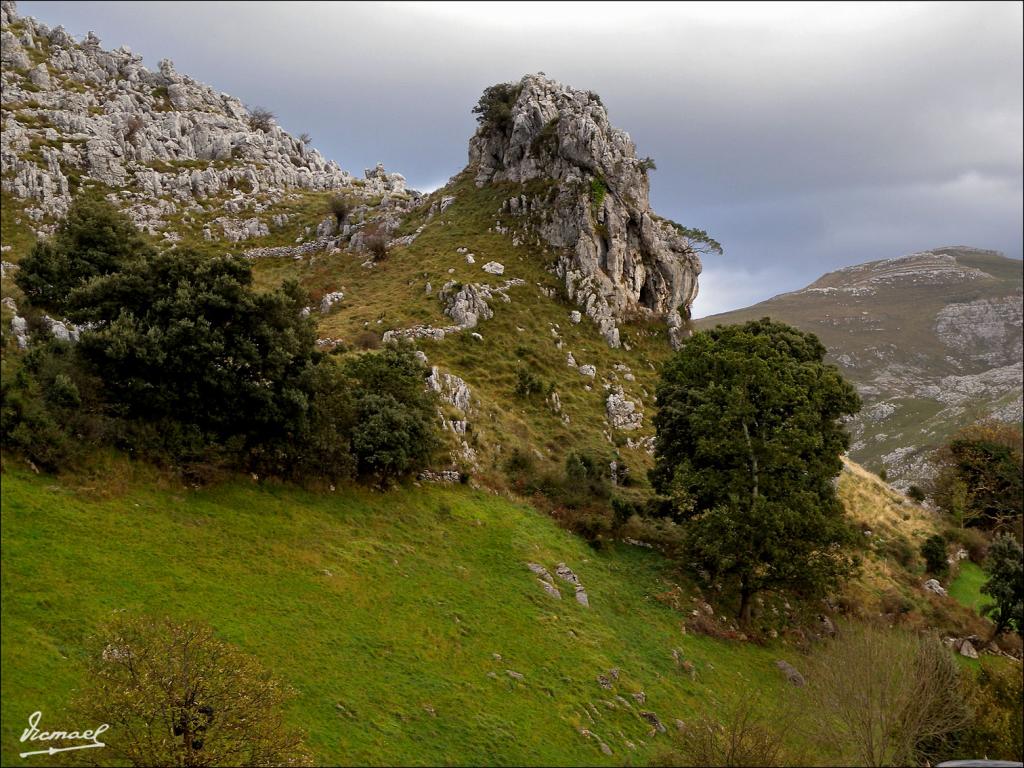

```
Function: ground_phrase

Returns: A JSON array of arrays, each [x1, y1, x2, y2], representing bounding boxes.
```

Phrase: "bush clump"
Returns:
[[246, 105, 275, 132], [921, 534, 948, 576], [15, 194, 152, 312]]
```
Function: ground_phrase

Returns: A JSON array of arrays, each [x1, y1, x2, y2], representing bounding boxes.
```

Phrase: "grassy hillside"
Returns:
[[2, 460, 798, 767], [245, 172, 677, 491], [2, 450, 997, 766]]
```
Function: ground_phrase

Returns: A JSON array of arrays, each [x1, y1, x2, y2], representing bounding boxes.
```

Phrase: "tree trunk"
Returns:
[[738, 577, 754, 626]]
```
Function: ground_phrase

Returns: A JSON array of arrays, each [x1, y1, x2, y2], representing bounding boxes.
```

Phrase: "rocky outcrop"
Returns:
[[467, 74, 702, 347], [605, 387, 643, 430], [0, 2, 409, 237], [439, 278, 526, 330]]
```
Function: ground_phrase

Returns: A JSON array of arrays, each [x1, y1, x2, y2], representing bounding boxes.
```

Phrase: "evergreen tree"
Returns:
[[981, 533, 1024, 639], [15, 194, 153, 312], [651, 318, 861, 623]]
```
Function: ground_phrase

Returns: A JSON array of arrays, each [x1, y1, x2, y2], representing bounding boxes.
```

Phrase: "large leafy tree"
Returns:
[[931, 421, 1022, 533], [77, 615, 313, 767], [69, 249, 317, 453], [15, 194, 153, 312], [651, 318, 861, 623], [981, 533, 1024, 639]]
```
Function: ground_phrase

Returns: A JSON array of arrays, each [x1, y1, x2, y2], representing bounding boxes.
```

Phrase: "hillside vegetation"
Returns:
[[2, 454, 1002, 767]]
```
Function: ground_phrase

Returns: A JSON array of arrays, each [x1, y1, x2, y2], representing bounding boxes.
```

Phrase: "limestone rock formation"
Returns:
[[0, 1, 408, 237], [605, 387, 643, 431], [467, 74, 702, 347]]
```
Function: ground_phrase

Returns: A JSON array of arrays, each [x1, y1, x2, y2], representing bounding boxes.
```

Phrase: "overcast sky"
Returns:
[[20, 1, 1024, 317]]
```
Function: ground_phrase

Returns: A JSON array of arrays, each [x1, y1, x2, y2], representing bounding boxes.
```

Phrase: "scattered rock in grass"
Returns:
[[506, 669, 524, 681], [539, 579, 562, 599], [527, 563, 554, 582], [957, 639, 979, 659], [482, 261, 504, 275], [923, 578, 947, 597], [320, 290, 344, 313], [632, 691, 646, 704], [640, 711, 667, 733], [556, 563, 581, 585], [775, 660, 806, 686]]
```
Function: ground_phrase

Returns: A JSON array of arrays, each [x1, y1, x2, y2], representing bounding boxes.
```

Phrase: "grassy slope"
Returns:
[[949, 561, 994, 615], [2, 462, 799, 767]]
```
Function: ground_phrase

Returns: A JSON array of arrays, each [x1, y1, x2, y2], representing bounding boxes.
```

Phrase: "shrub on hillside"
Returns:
[[945, 525, 991, 565], [921, 534, 948, 576], [472, 82, 521, 133], [907, 484, 927, 503], [503, 446, 537, 491], [513, 364, 543, 398], [76, 615, 313, 767], [1, 342, 90, 471], [364, 233, 388, 261], [931, 421, 1023, 532], [328, 195, 351, 227], [949, 662, 1024, 762], [246, 105, 275, 132], [651, 698, 793, 767], [352, 329, 381, 350], [980, 533, 1024, 638], [805, 622, 970, 766], [15, 194, 152, 312], [342, 346, 439, 485]]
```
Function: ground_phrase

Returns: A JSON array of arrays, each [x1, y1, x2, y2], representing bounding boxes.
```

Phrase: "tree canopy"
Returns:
[[651, 318, 861, 622], [71, 249, 317, 451], [15, 194, 153, 312], [77, 615, 313, 767], [931, 421, 1022, 533], [981, 533, 1024, 638]]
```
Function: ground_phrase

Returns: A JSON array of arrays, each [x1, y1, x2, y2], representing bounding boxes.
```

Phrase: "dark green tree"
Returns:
[[343, 346, 439, 485], [15, 194, 153, 311], [70, 249, 317, 455], [980, 533, 1024, 639], [921, 534, 949, 576], [932, 421, 1022, 532], [472, 82, 521, 133], [651, 318, 861, 624]]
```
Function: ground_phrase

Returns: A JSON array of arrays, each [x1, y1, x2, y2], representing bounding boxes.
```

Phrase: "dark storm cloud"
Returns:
[[20, 1, 1023, 316]]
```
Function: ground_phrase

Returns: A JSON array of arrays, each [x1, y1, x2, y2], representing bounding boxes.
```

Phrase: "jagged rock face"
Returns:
[[0, 1, 407, 236], [467, 74, 701, 347]]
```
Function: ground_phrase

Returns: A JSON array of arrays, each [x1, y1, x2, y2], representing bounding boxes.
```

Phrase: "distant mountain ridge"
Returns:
[[698, 246, 1023, 486]]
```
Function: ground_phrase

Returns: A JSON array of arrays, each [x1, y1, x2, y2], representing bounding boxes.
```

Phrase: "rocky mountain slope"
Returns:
[[1, 0, 715, 489], [697, 247, 1024, 486], [0, 0, 409, 242]]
